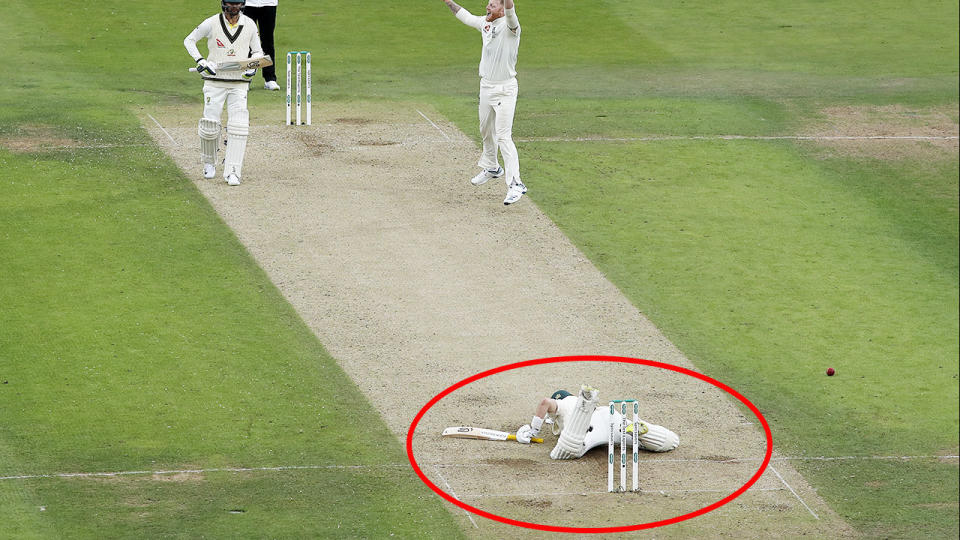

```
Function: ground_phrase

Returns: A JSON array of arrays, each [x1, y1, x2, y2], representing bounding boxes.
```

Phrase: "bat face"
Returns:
[[218, 56, 274, 71], [189, 56, 273, 74], [442, 426, 510, 441], [441, 426, 543, 443]]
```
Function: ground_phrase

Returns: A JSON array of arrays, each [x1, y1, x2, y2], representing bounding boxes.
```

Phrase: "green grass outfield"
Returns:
[[2, 0, 958, 538]]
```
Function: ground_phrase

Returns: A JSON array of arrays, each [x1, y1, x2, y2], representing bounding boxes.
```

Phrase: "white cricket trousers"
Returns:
[[201, 81, 249, 124], [477, 77, 520, 186]]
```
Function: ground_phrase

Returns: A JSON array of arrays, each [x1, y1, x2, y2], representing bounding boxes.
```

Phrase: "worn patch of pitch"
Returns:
[[805, 104, 959, 159]]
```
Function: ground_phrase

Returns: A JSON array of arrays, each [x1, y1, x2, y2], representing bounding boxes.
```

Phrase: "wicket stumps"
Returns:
[[608, 400, 639, 492], [286, 51, 311, 126]]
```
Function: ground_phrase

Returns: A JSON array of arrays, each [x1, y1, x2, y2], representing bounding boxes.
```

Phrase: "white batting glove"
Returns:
[[242, 69, 256, 81], [516, 415, 545, 444], [196, 58, 217, 75]]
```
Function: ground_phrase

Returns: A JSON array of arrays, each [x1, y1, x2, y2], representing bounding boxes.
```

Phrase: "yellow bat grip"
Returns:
[[507, 434, 544, 444]]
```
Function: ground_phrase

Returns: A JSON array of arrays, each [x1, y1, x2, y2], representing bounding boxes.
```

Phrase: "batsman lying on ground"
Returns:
[[516, 385, 680, 459]]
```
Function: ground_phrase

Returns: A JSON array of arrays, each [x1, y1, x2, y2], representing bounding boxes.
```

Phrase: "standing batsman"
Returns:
[[441, 0, 527, 205], [184, 0, 264, 186]]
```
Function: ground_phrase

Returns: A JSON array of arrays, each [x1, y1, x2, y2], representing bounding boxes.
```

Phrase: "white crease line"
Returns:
[[770, 465, 819, 520], [80, 144, 151, 148], [0, 464, 408, 481], [416, 109, 451, 141], [633, 454, 960, 464], [31, 144, 151, 149], [516, 135, 959, 143], [146, 113, 178, 146], [460, 486, 787, 499], [433, 466, 478, 528], [777, 454, 959, 462], [6, 454, 953, 481], [431, 454, 959, 467], [793, 135, 958, 140]]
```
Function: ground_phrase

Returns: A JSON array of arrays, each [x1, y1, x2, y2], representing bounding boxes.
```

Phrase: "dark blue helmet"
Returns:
[[222, 0, 245, 16]]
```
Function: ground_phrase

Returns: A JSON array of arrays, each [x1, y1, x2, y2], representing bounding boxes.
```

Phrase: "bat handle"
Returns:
[[507, 434, 545, 444]]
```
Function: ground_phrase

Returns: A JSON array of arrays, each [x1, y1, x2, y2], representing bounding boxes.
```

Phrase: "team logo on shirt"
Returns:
[[216, 38, 226, 48]]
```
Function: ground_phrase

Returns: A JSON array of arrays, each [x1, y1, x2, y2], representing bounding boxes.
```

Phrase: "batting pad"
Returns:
[[223, 110, 249, 179], [198, 118, 221, 165], [550, 386, 598, 459], [638, 423, 680, 452]]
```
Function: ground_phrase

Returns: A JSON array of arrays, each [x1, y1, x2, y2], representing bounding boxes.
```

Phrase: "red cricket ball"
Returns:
[[826, 368, 835, 376]]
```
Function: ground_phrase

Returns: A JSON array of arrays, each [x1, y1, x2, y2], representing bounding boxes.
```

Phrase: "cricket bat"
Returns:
[[188, 55, 273, 72], [442, 426, 544, 444]]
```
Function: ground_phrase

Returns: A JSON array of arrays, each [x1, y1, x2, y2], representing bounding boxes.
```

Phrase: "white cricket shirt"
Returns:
[[184, 13, 263, 82], [456, 7, 521, 83]]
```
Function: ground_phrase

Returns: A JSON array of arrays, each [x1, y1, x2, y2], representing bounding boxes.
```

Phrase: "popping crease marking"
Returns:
[[0, 143, 152, 149], [627, 455, 960, 464], [0, 464, 409, 481], [458, 486, 789, 499], [516, 135, 960, 143], [775, 454, 960, 462], [5, 454, 954, 480], [428, 454, 959, 467]]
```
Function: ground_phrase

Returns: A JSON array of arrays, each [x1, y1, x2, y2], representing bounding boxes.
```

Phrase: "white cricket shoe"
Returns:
[[226, 174, 241, 186], [203, 164, 216, 179], [471, 166, 504, 186], [264, 80, 281, 91], [503, 180, 527, 205]]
